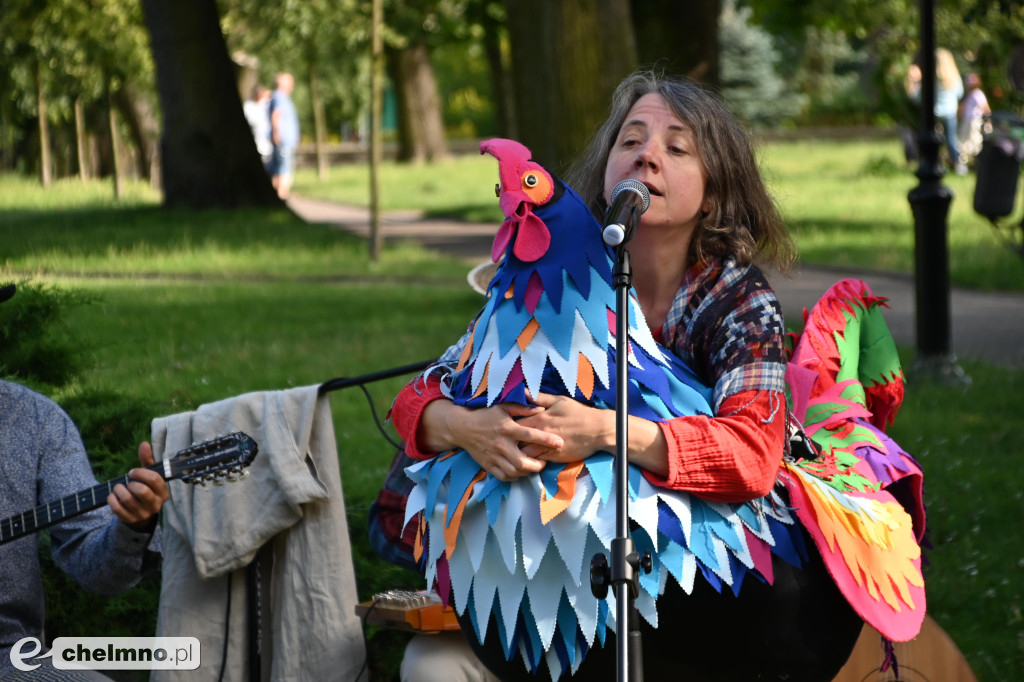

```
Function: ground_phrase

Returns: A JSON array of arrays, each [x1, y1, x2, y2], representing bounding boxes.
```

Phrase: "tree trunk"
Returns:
[[370, 0, 384, 262], [309, 64, 329, 179], [1, 104, 12, 171], [504, 0, 637, 175], [114, 82, 162, 189], [108, 82, 124, 200], [386, 42, 448, 164], [140, 0, 279, 207], [74, 97, 90, 181], [630, 0, 719, 85], [34, 61, 51, 188], [478, 3, 514, 139]]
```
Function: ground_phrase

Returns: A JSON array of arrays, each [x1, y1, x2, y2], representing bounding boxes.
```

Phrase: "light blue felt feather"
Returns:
[[445, 452, 486, 525]]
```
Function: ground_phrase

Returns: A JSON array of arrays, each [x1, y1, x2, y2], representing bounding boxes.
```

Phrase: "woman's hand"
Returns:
[[518, 393, 670, 476], [421, 399, 563, 482], [516, 393, 614, 463]]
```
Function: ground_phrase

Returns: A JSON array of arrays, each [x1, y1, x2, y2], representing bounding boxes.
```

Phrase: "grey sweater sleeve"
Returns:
[[0, 381, 160, 675], [10, 381, 160, 593]]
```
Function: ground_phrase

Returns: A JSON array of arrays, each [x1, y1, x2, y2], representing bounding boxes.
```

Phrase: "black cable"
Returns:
[[320, 359, 433, 451], [318, 359, 432, 395], [357, 383, 403, 450], [354, 596, 384, 682], [218, 571, 232, 682], [317, 361, 434, 678]]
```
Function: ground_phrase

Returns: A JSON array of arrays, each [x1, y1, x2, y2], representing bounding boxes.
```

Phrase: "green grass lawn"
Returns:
[[2, 136, 1023, 681]]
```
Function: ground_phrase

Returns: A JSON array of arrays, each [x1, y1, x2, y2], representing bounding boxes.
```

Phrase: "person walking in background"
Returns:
[[906, 48, 965, 174], [958, 73, 991, 169], [243, 84, 272, 169], [268, 72, 300, 199]]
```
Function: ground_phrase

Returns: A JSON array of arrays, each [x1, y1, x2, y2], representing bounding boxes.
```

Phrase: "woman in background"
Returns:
[[906, 48, 965, 173]]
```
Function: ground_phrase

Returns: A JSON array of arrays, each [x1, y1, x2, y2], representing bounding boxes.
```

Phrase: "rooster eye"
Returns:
[[524, 174, 539, 188]]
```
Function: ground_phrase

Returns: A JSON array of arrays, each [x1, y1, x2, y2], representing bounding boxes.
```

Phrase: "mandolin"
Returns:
[[0, 431, 258, 546], [832, 615, 978, 682]]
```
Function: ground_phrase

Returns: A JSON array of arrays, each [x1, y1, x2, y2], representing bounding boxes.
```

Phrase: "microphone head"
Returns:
[[610, 179, 650, 213]]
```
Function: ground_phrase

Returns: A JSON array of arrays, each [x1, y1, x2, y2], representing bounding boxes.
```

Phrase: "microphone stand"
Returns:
[[590, 239, 651, 682]]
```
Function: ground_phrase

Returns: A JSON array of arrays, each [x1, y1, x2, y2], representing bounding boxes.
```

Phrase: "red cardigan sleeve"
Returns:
[[390, 376, 446, 460], [641, 389, 786, 503]]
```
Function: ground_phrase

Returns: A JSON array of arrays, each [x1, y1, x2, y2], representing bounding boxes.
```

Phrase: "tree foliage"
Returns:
[[0, 0, 155, 179], [720, 1, 805, 129], [0, 280, 94, 390], [221, 0, 369, 147], [4, 0, 1024, 199], [631, 0, 720, 84], [743, 0, 1024, 121]]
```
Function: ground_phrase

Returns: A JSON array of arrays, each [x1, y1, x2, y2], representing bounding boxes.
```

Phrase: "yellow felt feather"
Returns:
[[786, 462, 923, 612]]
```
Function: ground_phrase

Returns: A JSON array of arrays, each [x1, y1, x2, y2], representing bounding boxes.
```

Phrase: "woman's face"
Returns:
[[603, 93, 707, 235]]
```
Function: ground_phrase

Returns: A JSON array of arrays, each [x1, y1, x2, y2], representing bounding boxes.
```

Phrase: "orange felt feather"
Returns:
[[539, 460, 586, 525], [576, 353, 595, 399], [517, 318, 540, 351], [413, 513, 427, 563], [471, 361, 490, 400], [443, 468, 488, 559], [456, 325, 476, 371]]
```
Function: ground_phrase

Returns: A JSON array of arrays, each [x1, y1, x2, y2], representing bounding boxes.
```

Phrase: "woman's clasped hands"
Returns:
[[423, 392, 623, 482]]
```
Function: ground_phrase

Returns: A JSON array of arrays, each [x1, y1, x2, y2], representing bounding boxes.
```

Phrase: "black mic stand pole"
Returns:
[[591, 237, 652, 682]]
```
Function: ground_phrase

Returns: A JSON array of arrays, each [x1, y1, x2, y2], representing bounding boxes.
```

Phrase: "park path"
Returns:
[[288, 195, 1024, 369]]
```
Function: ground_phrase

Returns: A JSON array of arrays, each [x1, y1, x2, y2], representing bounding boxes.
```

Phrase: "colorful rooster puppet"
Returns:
[[400, 139, 926, 679]]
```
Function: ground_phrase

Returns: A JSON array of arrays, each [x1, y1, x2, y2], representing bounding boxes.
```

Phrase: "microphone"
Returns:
[[602, 179, 650, 246]]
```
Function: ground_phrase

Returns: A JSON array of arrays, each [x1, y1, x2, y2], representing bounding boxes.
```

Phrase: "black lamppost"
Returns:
[[907, 0, 968, 382]]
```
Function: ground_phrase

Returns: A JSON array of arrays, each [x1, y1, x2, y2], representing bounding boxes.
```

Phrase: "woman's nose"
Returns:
[[633, 143, 658, 170]]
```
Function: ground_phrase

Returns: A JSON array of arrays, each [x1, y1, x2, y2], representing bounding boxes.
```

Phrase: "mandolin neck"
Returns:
[[0, 462, 164, 546]]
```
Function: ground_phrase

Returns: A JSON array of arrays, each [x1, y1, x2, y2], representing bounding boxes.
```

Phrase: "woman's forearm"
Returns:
[[625, 415, 670, 478], [418, 399, 468, 453]]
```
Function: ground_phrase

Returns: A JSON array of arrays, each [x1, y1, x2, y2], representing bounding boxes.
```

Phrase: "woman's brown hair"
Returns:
[[564, 68, 796, 272]]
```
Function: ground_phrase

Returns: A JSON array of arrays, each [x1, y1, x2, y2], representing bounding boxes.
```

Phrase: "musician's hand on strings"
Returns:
[[422, 400, 560, 481], [108, 442, 170, 532]]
